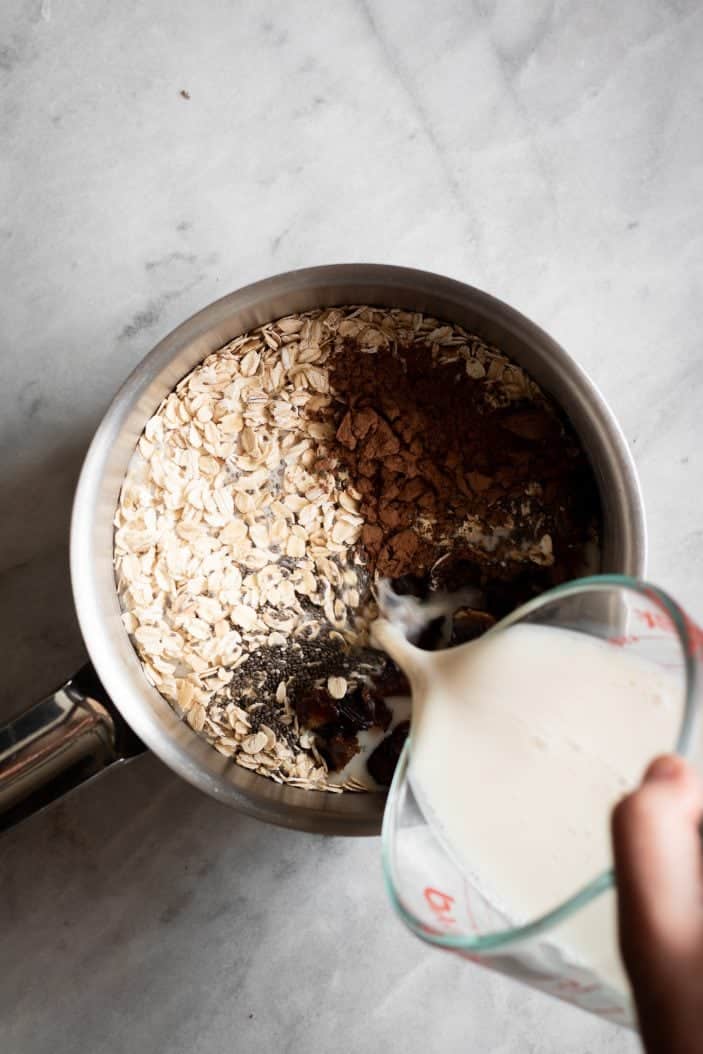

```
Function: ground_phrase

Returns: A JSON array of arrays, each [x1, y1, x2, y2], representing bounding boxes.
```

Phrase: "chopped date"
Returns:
[[318, 732, 360, 771], [449, 607, 496, 646], [293, 687, 340, 732], [368, 661, 410, 700], [366, 722, 410, 787], [361, 685, 393, 731], [293, 679, 394, 771]]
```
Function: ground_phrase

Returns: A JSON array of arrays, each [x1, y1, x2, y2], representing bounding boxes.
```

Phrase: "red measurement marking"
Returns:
[[607, 634, 640, 647], [424, 887, 457, 927], [635, 608, 703, 655], [635, 608, 674, 632]]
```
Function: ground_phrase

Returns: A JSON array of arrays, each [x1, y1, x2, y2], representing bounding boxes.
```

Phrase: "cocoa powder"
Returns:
[[324, 336, 599, 608]]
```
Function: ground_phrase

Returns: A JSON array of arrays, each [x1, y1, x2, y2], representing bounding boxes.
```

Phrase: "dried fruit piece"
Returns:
[[367, 722, 410, 786], [450, 608, 496, 646], [318, 732, 360, 771]]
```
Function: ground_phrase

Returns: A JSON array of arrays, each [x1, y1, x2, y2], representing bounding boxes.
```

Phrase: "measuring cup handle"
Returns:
[[0, 664, 146, 832]]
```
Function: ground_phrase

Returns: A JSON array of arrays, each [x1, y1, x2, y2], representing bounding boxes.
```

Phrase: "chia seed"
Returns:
[[217, 631, 389, 750]]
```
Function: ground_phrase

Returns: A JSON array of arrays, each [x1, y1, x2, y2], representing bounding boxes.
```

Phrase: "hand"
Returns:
[[612, 755, 703, 1053]]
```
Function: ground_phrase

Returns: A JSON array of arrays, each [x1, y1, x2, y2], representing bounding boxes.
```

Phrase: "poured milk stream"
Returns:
[[372, 617, 682, 996]]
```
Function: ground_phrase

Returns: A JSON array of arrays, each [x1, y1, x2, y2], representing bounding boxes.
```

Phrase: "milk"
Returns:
[[373, 618, 683, 996]]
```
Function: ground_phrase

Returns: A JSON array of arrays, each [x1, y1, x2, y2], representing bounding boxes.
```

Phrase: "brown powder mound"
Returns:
[[325, 339, 599, 606], [317, 335, 601, 784]]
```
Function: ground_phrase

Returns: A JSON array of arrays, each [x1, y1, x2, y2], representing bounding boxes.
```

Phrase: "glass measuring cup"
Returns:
[[381, 574, 703, 1028]]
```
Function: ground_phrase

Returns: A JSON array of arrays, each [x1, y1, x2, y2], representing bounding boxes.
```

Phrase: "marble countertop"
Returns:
[[2, 1, 702, 1050]]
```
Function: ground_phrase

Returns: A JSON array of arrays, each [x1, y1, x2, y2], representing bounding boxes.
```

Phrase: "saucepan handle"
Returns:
[[0, 664, 145, 831]]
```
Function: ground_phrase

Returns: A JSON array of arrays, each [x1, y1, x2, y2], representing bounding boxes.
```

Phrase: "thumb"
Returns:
[[612, 754, 703, 977]]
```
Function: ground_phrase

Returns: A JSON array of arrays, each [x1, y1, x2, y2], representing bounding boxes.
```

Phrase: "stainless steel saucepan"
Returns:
[[0, 265, 646, 834]]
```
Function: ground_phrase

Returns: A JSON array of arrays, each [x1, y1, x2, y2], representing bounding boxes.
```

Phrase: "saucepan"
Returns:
[[0, 265, 646, 834]]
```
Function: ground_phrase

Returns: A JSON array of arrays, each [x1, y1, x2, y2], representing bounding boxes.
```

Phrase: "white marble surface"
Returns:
[[2, 0, 702, 1050]]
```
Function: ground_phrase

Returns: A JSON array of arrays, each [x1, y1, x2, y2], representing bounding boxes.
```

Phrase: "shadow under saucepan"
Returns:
[[0, 435, 90, 722]]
